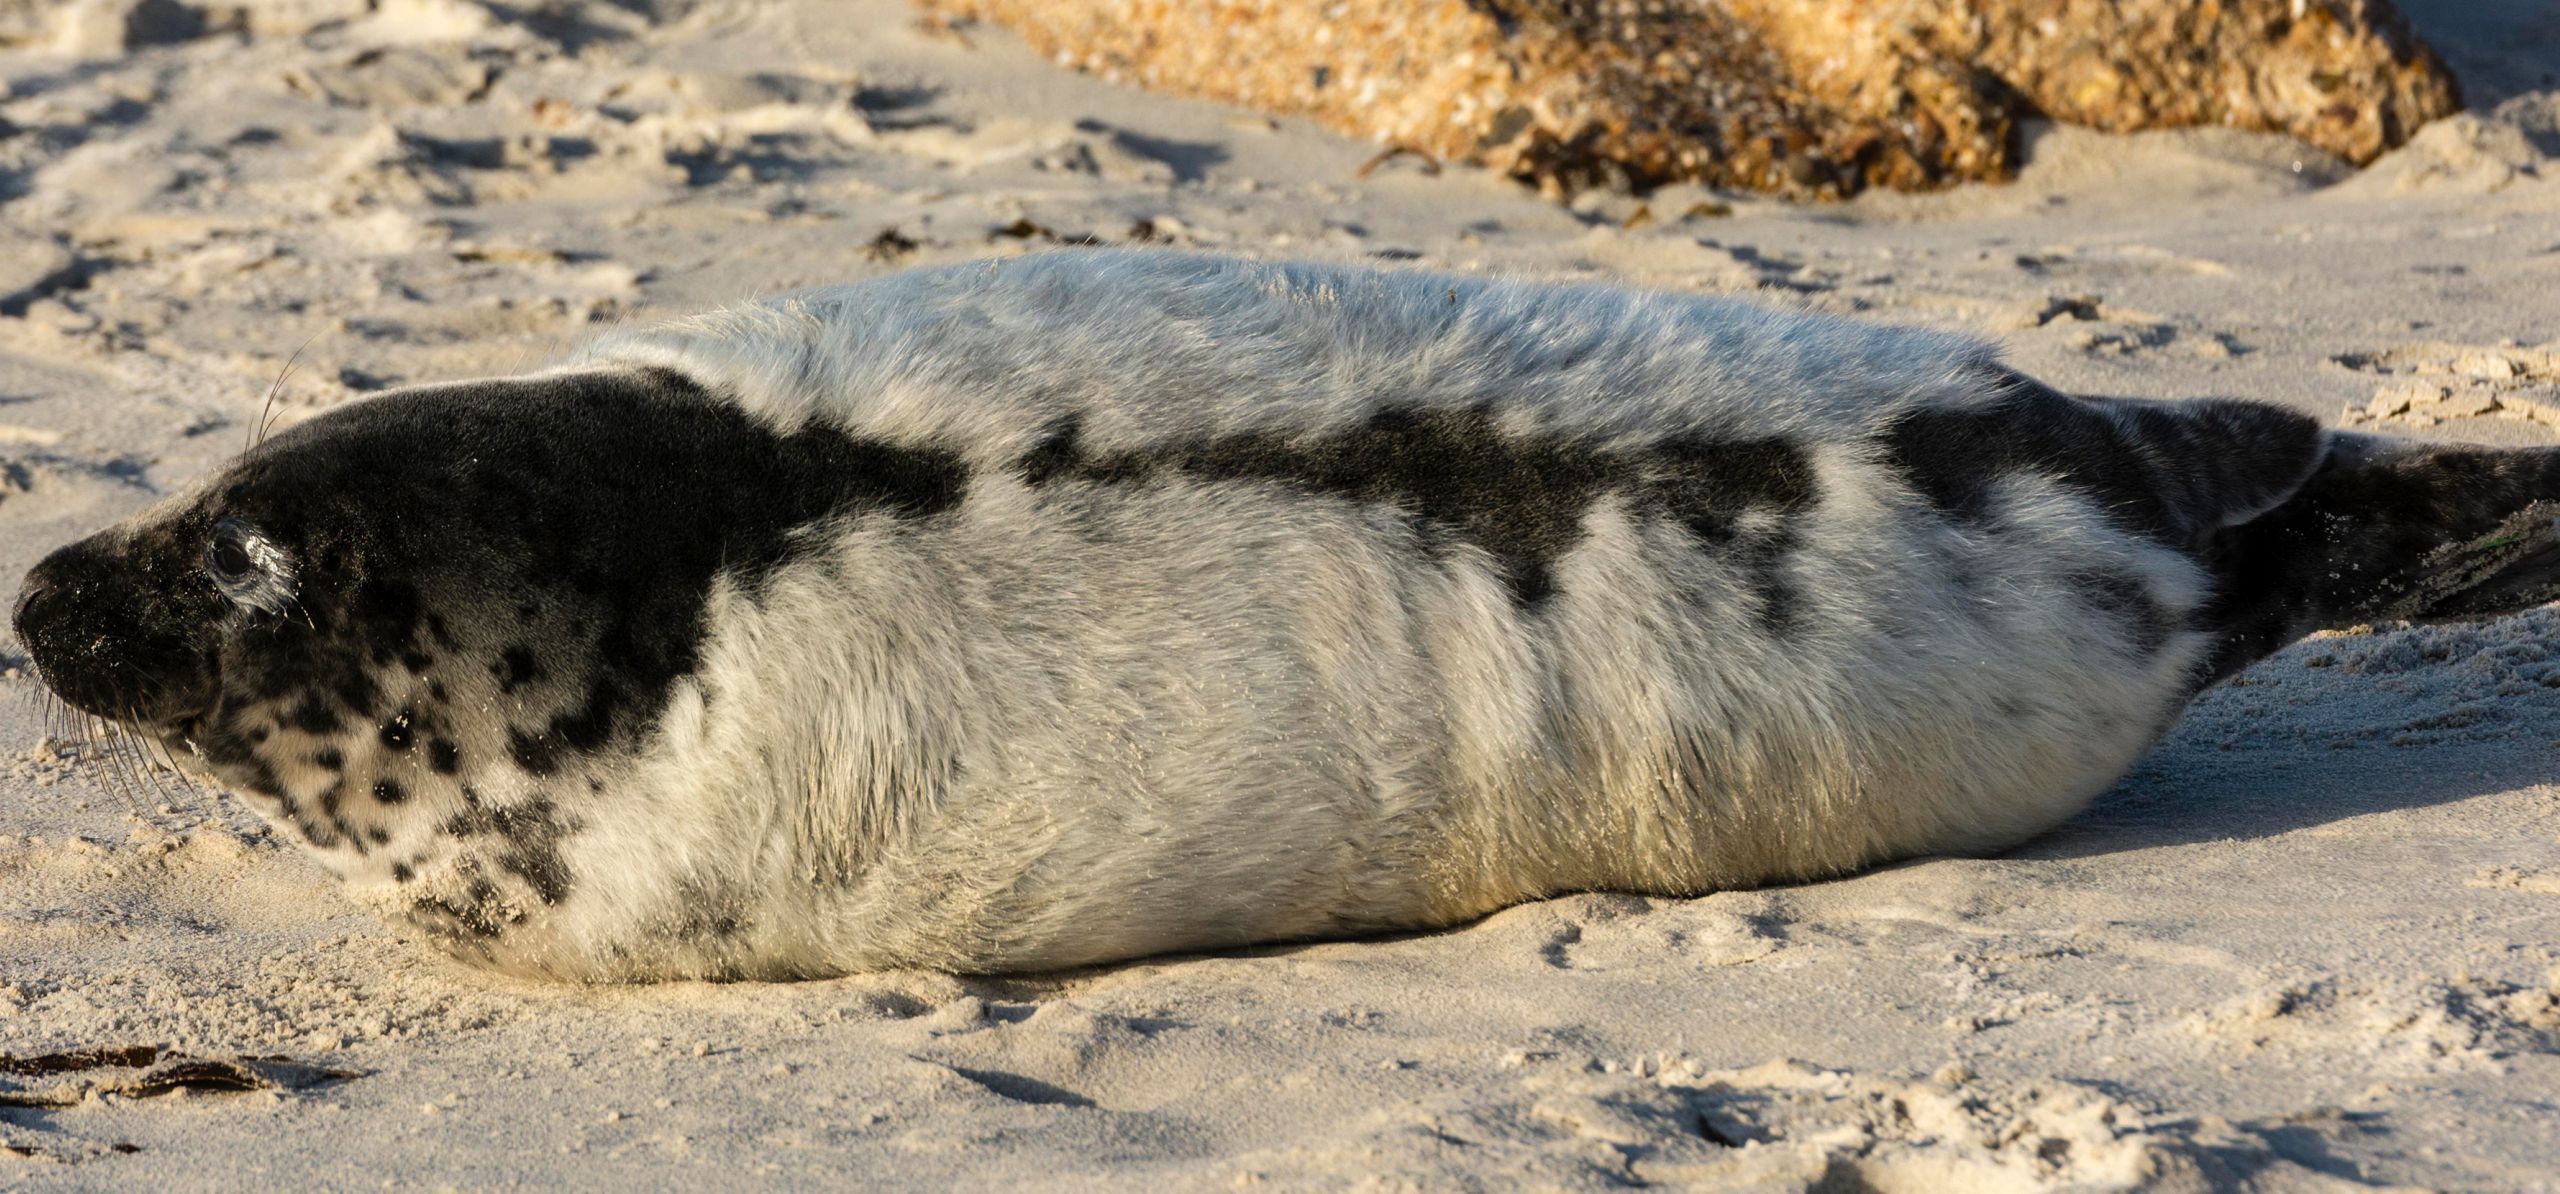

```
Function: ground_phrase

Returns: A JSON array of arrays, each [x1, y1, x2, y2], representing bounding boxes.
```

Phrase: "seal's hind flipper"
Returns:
[[2084, 392, 2331, 539], [2377, 499, 2560, 621], [1979, 371, 2328, 547], [2201, 434, 2560, 681]]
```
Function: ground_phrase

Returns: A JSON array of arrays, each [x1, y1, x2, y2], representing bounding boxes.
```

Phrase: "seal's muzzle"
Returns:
[[14, 533, 219, 724]]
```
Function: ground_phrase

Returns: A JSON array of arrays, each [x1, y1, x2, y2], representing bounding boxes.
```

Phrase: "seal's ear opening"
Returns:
[[12, 531, 221, 723]]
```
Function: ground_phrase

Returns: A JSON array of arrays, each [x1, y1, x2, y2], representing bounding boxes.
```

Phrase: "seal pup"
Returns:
[[14, 250, 2560, 981]]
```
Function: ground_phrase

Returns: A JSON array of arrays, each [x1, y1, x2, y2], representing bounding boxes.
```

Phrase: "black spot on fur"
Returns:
[[326, 665, 378, 725], [198, 716, 262, 768], [410, 870, 516, 941], [314, 781, 367, 855], [662, 877, 752, 940], [441, 796, 577, 906], [313, 747, 343, 771], [238, 760, 284, 800], [390, 862, 414, 883], [1019, 409, 1817, 616], [1883, 401, 2178, 543], [508, 728, 561, 777], [284, 694, 339, 735], [372, 778, 405, 804], [494, 645, 541, 694], [427, 738, 460, 774], [380, 709, 414, 750], [2066, 568, 2175, 659]]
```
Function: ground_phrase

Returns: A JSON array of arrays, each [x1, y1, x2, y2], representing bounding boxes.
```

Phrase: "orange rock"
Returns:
[[928, 0, 2461, 198], [1860, 0, 2464, 167]]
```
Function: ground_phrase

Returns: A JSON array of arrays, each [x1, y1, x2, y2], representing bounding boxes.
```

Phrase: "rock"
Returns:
[[283, 46, 496, 108], [0, 233, 83, 315], [2370, 379, 2449, 416], [927, 0, 2461, 199], [48, 0, 208, 56], [927, 0, 2014, 199], [203, 0, 372, 38], [2500, 390, 2560, 427], [2454, 350, 2524, 379], [1833, 0, 2463, 167], [2437, 389, 2501, 419]]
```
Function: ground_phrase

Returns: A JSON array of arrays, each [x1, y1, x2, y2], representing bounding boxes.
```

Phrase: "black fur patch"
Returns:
[[442, 796, 577, 906], [1882, 401, 2177, 543], [20, 367, 969, 799], [493, 645, 540, 694], [379, 709, 414, 750], [1636, 438, 1818, 633], [2066, 567, 2176, 659], [410, 868, 514, 941], [1017, 409, 1818, 617]]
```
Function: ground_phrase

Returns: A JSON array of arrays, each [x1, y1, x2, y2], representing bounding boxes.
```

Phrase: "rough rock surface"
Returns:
[[930, 0, 2462, 198]]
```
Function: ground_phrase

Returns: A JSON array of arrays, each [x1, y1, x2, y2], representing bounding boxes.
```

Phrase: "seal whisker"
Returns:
[[87, 714, 145, 815], [250, 335, 320, 454]]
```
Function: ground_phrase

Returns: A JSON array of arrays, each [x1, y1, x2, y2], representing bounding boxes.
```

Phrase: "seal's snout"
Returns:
[[13, 535, 216, 724]]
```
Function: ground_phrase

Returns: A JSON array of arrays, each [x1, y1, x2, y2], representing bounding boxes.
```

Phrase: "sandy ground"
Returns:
[[0, 0, 2556, 1188]]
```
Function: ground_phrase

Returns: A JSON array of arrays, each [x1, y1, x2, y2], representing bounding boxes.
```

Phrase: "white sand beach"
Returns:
[[0, 0, 2555, 1187]]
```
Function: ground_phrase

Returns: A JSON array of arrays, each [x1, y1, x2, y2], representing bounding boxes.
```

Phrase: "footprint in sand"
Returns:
[[2199, 972, 2560, 1072], [1230, 1055, 2366, 1189], [1483, 892, 1786, 972]]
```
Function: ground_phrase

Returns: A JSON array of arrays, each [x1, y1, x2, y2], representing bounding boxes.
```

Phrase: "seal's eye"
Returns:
[[205, 517, 297, 616], [210, 534, 254, 580]]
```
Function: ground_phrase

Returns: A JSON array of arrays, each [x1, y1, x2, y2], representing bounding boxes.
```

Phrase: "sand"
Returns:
[[0, 0, 2554, 1188]]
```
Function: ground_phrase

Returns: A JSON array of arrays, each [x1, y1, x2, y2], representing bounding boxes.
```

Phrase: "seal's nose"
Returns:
[[12, 536, 214, 723], [10, 557, 54, 638], [16, 538, 114, 701]]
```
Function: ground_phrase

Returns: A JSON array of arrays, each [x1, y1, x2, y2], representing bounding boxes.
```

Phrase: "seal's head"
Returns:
[[12, 366, 962, 950]]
